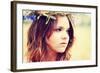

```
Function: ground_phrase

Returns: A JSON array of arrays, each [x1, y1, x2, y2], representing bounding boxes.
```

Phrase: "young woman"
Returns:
[[27, 11, 74, 62]]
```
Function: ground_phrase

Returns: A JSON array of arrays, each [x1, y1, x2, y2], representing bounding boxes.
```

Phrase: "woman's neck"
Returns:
[[46, 48, 57, 61]]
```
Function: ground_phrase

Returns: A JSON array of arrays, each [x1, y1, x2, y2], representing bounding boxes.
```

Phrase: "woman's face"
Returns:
[[46, 16, 70, 53]]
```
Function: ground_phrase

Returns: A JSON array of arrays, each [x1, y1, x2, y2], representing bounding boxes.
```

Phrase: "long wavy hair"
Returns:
[[27, 11, 74, 62]]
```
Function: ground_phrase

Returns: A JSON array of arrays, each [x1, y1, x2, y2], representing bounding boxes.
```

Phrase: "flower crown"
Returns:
[[30, 10, 71, 25]]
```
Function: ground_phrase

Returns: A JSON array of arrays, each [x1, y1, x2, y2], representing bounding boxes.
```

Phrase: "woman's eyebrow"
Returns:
[[53, 26, 64, 30], [55, 26, 63, 29]]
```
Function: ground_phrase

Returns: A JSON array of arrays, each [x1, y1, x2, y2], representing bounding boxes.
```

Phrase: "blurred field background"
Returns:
[[22, 10, 91, 62]]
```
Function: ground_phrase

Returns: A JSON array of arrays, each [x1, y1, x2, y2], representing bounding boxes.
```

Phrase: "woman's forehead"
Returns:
[[55, 16, 70, 29]]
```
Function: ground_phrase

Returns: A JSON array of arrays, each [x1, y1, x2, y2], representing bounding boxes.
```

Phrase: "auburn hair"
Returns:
[[27, 12, 74, 62]]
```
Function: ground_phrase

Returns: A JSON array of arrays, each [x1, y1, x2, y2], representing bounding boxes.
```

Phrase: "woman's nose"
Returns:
[[62, 32, 68, 40]]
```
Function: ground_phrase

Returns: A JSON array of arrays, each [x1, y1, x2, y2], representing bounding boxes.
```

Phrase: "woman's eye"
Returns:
[[55, 28, 62, 32], [66, 28, 70, 33]]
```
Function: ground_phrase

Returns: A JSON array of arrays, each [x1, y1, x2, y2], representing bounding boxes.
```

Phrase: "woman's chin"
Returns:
[[56, 49, 66, 53]]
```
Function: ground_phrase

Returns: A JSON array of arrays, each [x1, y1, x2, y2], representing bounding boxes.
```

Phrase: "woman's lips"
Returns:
[[60, 42, 67, 46], [60, 42, 67, 44]]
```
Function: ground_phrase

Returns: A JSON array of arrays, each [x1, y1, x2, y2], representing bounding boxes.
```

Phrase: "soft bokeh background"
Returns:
[[70, 13, 91, 60], [22, 10, 91, 62]]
